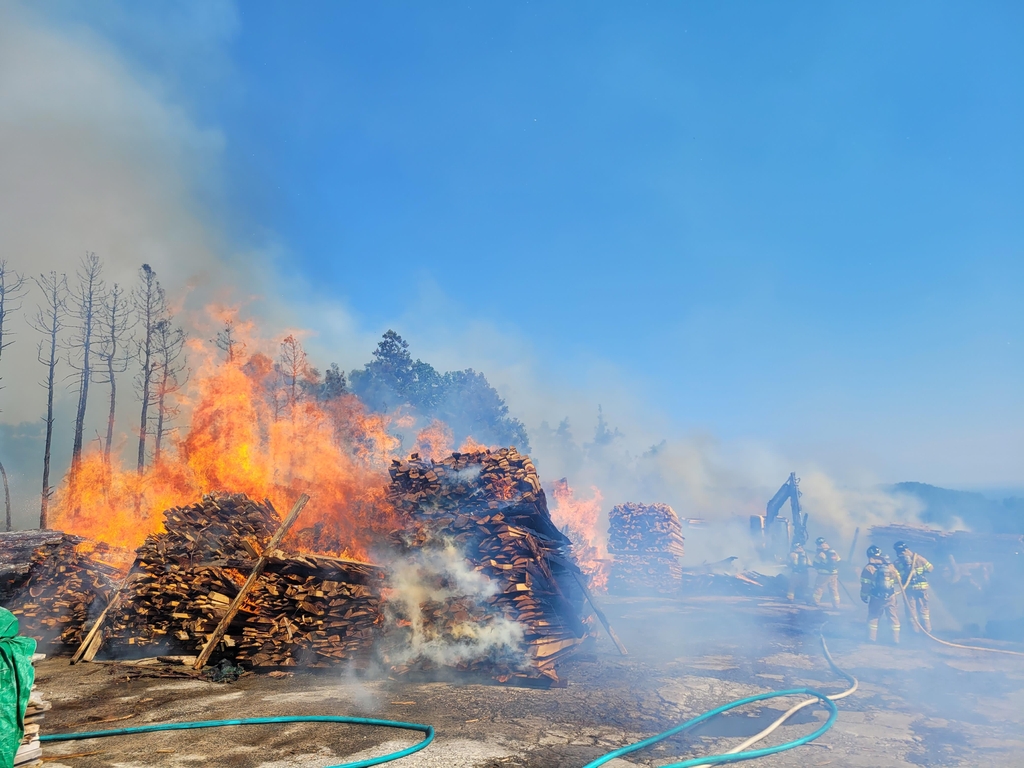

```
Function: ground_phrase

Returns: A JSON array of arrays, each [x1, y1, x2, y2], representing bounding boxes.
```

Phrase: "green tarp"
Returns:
[[1, 607, 36, 768]]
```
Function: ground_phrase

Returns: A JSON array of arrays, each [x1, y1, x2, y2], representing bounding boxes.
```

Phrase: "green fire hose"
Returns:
[[38, 632, 854, 768]]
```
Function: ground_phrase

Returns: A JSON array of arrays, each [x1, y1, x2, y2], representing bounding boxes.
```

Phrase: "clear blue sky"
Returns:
[[45, 1, 1024, 486]]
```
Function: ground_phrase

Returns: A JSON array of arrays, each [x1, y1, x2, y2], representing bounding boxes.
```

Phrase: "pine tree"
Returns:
[[133, 264, 166, 473], [68, 253, 105, 479], [31, 271, 69, 528], [0, 260, 27, 531]]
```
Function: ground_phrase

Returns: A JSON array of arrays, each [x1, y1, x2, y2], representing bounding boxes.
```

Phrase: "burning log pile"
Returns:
[[384, 448, 589, 686], [0, 531, 127, 652], [607, 502, 685, 596], [105, 493, 384, 668]]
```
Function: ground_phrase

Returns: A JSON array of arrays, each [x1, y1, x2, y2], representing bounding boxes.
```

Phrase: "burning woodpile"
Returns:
[[101, 493, 384, 668], [0, 530, 127, 652], [607, 502, 685, 596], [383, 448, 589, 686]]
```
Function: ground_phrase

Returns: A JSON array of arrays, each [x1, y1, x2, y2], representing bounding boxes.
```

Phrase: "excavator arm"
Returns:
[[754, 472, 809, 557]]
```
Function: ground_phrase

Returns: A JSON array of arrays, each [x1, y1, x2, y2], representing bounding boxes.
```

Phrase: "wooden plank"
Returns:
[[192, 493, 310, 670]]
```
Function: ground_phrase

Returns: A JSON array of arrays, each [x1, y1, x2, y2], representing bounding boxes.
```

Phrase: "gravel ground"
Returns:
[[32, 593, 1024, 767]]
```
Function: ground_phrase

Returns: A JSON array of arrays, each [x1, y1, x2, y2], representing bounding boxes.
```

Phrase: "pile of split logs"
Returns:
[[100, 493, 383, 668], [384, 448, 590, 686], [608, 502, 686, 596], [0, 531, 127, 652], [15, 651, 48, 767]]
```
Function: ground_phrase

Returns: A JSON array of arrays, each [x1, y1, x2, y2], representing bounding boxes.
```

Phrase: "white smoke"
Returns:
[[381, 539, 525, 670]]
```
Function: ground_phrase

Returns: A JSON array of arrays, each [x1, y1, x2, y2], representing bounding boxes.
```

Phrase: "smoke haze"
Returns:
[[0, 1, 934, 553]]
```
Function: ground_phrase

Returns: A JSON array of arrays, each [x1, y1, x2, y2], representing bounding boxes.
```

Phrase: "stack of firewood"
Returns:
[[15, 652, 49, 767], [105, 493, 383, 668], [383, 448, 588, 686], [0, 531, 127, 652], [607, 502, 685, 596]]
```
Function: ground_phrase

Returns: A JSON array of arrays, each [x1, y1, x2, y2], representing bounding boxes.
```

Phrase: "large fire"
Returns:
[[548, 478, 608, 592], [52, 320, 403, 559]]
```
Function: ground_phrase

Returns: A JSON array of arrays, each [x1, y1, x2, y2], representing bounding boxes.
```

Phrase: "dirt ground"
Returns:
[[33, 591, 1024, 768]]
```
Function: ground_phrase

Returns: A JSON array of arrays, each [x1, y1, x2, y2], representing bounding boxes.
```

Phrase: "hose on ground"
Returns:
[[39, 629, 859, 767], [582, 630, 856, 768], [38, 715, 435, 768], [896, 578, 1024, 658]]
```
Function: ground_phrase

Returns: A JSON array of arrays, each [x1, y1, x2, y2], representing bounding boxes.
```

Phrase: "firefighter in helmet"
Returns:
[[787, 541, 811, 602], [893, 541, 934, 633], [860, 545, 901, 643], [811, 537, 841, 608]]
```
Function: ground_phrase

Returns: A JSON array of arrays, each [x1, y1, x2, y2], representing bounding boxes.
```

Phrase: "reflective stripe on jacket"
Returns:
[[896, 552, 933, 590]]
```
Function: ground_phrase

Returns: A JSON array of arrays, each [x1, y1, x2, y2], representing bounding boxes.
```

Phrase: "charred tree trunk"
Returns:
[[1, 460, 11, 532], [32, 271, 68, 529], [96, 283, 130, 463], [152, 318, 187, 465], [69, 253, 104, 480], [0, 261, 27, 531], [133, 264, 165, 474]]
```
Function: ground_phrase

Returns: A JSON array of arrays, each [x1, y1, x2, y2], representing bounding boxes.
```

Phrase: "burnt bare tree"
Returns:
[[133, 264, 166, 473], [31, 271, 69, 528], [278, 334, 309, 415], [214, 319, 244, 363], [94, 282, 132, 462], [0, 259, 27, 372], [151, 317, 188, 464], [0, 260, 27, 531], [67, 252, 105, 480]]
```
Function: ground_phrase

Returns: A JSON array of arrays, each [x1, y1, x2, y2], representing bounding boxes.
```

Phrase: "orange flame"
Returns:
[[52, 318, 402, 560], [549, 478, 608, 592], [413, 420, 454, 460]]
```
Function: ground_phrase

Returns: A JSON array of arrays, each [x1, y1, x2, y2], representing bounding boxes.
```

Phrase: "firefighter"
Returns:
[[811, 537, 841, 608], [894, 541, 934, 633], [860, 545, 900, 643], [787, 541, 811, 602]]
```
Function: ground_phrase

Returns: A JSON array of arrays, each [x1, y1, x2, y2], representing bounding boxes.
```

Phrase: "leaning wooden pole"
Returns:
[[193, 493, 310, 670], [71, 570, 137, 664], [568, 568, 628, 656]]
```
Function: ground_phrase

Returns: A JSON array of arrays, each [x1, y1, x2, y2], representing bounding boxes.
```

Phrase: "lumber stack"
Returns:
[[607, 502, 685, 596], [15, 652, 49, 767], [105, 493, 383, 668], [383, 448, 588, 686], [0, 531, 127, 652]]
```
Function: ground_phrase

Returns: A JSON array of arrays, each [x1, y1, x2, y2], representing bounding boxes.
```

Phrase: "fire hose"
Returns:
[[582, 632, 857, 768], [39, 715, 435, 768], [38, 634, 855, 767], [896, 576, 1024, 658]]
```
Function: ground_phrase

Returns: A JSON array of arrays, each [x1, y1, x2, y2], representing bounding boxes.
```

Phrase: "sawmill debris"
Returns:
[[0, 531, 127, 653], [98, 493, 384, 668], [383, 448, 590, 686]]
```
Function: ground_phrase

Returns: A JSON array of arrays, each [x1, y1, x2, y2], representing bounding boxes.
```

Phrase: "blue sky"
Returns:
[[35, 1, 1024, 488]]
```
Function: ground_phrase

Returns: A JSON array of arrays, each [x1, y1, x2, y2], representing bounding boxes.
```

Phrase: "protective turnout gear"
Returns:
[[893, 540, 908, 554], [895, 547, 934, 633], [811, 542, 841, 608], [860, 555, 901, 643], [866, 545, 882, 559], [786, 544, 811, 601]]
